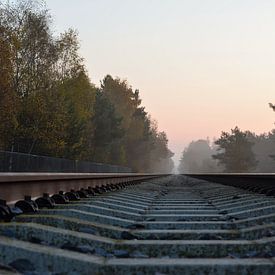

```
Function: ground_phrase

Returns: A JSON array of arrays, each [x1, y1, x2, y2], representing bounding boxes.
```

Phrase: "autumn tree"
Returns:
[[213, 127, 257, 172], [0, 25, 18, 149], [0, 0, 174, 173], [53, 30, 96, 159], [0, 1, 96, 157], [0, 1, 63, 153]]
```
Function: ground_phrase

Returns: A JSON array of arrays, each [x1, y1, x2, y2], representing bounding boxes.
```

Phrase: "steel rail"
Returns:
[[1, 174, 275, 274], [185, 173, 275, 196], [0, 173, 169, 203]]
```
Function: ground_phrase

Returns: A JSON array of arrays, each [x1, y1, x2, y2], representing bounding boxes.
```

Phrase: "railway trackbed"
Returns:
[[0, 174, 275, 274]]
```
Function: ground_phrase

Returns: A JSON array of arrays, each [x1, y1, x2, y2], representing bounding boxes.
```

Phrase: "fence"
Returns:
[[0, 151, 131, 173]]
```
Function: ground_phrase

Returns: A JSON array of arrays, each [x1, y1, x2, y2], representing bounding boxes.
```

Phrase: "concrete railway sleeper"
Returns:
[[0, 174, 275, 274]]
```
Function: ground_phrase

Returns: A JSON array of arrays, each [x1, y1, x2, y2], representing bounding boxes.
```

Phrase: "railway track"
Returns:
[[0, 174, 275, 274]]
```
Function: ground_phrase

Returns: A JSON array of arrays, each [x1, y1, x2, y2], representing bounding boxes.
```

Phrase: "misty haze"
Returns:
[[0, 1, 275, 274]]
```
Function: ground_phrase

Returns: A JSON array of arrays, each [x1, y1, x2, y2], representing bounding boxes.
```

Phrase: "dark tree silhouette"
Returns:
[[213, 127, 257, 172]]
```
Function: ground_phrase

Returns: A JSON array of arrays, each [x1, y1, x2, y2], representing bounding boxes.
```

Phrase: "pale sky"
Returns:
[[46, 0, 275, 165]]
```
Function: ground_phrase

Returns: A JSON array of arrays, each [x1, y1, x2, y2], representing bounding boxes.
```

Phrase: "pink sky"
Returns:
[[47, 0, 275, 165]]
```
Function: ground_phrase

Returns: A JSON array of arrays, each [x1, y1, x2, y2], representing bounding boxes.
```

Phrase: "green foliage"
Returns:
[[89, 89, 124, 164], [100, 75, 174, 172], [213, 127, 257, 172], [0, 0, 174, 172], [0, 1, 96, 158], [149, 126, 174, 173], [57, 70, 96, 159], [246, 130, 275, 172], [0, 25, 18, 149]]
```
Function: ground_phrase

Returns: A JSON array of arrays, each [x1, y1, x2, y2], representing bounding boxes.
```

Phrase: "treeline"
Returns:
[[0, 1, 174, 173], [178, 139, 221, 173], [178, 126, 275, 173]]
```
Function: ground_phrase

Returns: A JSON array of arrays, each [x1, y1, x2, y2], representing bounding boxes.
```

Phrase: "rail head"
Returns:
[[184, 173, 275, 181], [184, 173, 275, 196], [0, 173, 170, 204], [0, 173, 169, 183]]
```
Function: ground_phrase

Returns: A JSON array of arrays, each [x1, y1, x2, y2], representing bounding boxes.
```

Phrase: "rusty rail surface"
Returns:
[[0, 173, 168, 203]]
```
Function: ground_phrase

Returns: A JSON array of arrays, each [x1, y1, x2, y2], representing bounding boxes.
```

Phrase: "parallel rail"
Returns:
[[0, 173, 167, 203], [0, 174, 274, 274], [186, 173, 275, 196]]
